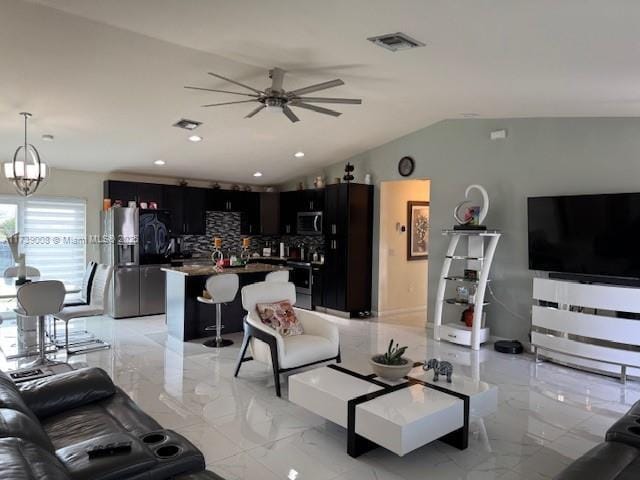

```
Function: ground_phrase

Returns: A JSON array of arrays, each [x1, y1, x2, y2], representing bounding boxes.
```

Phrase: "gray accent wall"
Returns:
[[285, 117, 640, 341]]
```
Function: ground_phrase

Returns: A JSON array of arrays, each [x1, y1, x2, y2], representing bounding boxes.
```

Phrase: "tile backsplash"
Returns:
[[181, 211, 324, 258]]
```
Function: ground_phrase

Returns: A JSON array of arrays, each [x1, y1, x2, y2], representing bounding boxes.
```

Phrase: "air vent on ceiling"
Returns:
[[367, 32, 425, 52], [173, 118, 202, 130]]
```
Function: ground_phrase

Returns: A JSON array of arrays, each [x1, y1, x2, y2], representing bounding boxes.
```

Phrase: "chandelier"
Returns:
[[4, 112, 47, 196]]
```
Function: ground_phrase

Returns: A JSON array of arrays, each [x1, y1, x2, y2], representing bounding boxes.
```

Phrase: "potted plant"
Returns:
[[370, 339, 413, 380]]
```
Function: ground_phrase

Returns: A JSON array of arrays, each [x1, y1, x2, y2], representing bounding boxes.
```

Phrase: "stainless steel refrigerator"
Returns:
[[102, 207, 171, 318]]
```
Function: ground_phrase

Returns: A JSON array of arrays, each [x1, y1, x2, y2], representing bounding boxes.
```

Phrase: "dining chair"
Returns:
[[3, 266, 40, 277], [5, 266, 41, 356], [52, 264, 113, 354], [15, 280, 65, 367], [64, 261, 97, 306]]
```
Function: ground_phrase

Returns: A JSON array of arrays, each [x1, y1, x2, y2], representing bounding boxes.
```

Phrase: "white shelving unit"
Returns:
[[434, 229, 501, 350]]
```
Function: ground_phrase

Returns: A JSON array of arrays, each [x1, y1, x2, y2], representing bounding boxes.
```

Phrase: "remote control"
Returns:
[[87, 441, 132, 459]]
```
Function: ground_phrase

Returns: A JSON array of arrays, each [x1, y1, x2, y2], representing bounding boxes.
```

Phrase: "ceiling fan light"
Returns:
[[265, 104, 283, 113]]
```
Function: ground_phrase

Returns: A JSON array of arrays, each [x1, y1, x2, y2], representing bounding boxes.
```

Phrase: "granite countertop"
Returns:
[[162, 262, 291, 277], [249, 256, 325, 267]]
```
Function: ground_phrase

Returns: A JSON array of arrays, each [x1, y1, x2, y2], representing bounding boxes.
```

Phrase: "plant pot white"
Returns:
[[369, 356, 413, 381]]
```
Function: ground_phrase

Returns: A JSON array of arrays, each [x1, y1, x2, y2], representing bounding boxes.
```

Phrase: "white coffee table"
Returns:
[[289, 363, 497, 457]]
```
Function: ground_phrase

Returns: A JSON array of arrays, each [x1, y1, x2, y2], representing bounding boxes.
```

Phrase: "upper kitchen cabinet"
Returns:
[[240, 191, 260, 235], [260, 192, 280, 235], [162, 185, 184, 234], [208, 189, 247, 212], [162, 185, 207, 235], [279, 191, 298, 235], [300, 188, 324, 212], [182, 187, 207, 235], [104, 180, 163, 207]]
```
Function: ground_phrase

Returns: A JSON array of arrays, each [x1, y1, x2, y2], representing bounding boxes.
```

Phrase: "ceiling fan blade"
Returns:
[[294, 97, 361, 104], [282, 105, 300, 123], [201, 99, 259, 107], [288, 79, 344, 96], [290, 102, 341, 117], [184, 86, 259, 97], [207, 72, 264, 95], [270, 67, 285, 92], [245, 104, 266, 118]]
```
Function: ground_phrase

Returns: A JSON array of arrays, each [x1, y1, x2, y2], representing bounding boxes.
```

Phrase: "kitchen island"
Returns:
[[163, 262, 290, 341]]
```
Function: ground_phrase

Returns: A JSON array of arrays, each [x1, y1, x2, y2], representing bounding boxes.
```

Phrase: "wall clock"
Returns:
[[398, 156, 415, 177]]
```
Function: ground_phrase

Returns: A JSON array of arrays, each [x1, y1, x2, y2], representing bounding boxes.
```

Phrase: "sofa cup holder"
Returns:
[[142, 433, 167, 445], [628, 425, 640, 435], [154, 444, 182, 459]]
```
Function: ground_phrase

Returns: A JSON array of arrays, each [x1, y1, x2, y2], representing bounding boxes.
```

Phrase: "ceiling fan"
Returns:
[[185, 68, 362, 123]]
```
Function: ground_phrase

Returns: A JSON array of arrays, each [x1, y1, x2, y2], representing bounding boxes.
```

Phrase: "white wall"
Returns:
[[285, 117, 640, 342]]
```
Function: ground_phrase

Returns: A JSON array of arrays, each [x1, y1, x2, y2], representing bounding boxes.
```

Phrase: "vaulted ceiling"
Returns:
[[2, 0, 640, 184]]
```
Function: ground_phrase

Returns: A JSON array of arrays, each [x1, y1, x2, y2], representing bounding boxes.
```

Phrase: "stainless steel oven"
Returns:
[[287, 261, 312, 310], [297, 211, 323, 235]]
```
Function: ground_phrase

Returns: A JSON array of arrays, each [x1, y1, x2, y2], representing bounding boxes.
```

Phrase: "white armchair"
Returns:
[[234, 281, 340, 397]]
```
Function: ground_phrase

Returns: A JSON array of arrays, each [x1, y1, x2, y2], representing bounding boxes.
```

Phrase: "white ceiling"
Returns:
[[2, 0, 640, 184]]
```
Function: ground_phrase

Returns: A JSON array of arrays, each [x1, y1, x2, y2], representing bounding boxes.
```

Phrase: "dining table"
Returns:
[[0, 277, 80, 299]]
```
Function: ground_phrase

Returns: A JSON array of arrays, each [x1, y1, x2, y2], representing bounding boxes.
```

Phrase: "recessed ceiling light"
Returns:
[[41, 134, 54, 142], [153, 160, 166, 166], [294, 151, 305, 158], [253, 171, 263, 177], [188, 135, 202, 142], [461, 113, 479, 118]]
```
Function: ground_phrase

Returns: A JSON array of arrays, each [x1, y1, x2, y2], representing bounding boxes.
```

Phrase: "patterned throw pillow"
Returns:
[[255, 300, 304, 336]]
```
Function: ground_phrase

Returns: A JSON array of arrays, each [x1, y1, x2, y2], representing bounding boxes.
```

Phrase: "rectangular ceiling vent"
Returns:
[[173, 118, 202, 130], [367, 32, 425, 52]]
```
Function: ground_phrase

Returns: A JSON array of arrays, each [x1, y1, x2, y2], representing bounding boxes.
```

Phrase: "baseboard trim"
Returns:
[[376, 306, 428, 317]]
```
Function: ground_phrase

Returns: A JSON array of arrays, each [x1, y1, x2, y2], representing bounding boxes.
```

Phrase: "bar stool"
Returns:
[[265, 270, 289, 282], [197, 274, 239, 348], [16, 280, 65, 367]]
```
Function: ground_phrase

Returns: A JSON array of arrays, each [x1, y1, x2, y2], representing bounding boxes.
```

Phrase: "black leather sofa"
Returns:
[[0, 367, 224, 480], [555, 401, 640, 479]]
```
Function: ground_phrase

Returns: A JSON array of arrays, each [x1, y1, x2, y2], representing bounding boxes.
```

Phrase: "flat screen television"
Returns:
[[528, 193, 640, 280]]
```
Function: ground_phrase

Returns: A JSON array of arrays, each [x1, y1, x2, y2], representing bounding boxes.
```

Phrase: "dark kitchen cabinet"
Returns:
[[209, 189, 247, 212], [322, 183, 374, 315], [183, 187, 207, 235], [260, 192, 280, 235], [103, 181, 140, 205], [162, 185, 206, 235], [300, 189, 324, 212], [280, 191, 298, 235], [136, 183, 163, 205], [312, 266, 324, 309], [240, 192, 260, 235], [162, 185, 184, 235]]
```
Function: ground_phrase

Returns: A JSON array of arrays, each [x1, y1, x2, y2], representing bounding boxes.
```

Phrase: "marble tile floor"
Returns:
[[1, 312, 638, 480]]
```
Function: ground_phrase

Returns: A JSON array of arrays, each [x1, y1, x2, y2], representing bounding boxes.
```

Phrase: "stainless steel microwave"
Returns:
[[297, 211, 323, 235]]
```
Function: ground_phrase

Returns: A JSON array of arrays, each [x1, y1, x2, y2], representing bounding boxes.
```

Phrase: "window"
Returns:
[[0, 195, 87, 287], [0, 202, 18, 273]]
